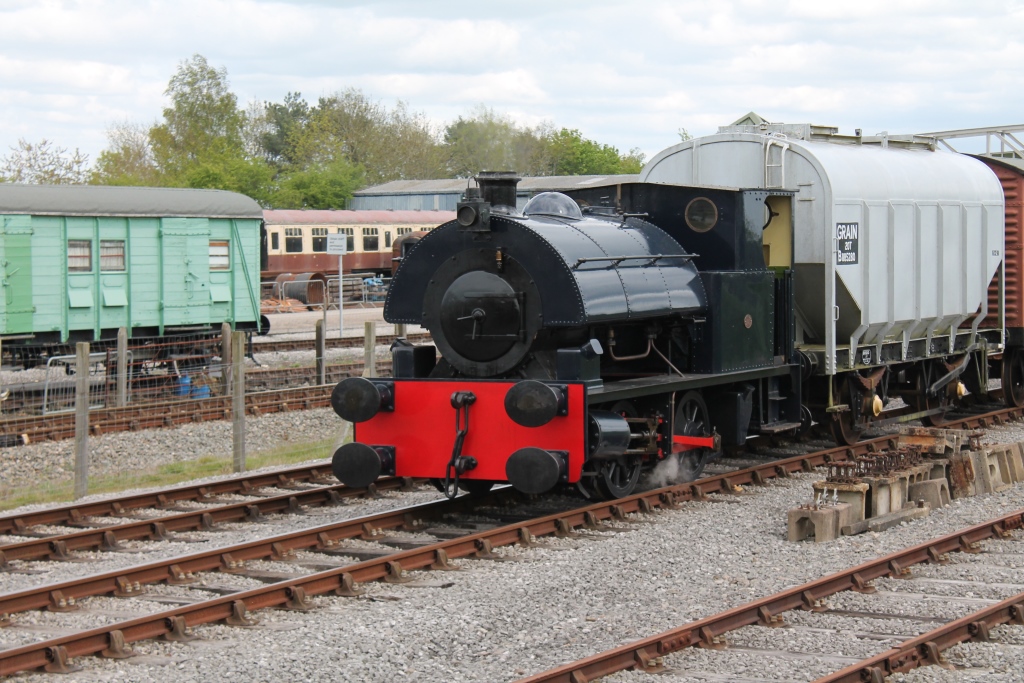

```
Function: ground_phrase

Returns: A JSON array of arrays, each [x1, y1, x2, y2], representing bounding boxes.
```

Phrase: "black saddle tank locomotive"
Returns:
[[330, 171, 803, 499]]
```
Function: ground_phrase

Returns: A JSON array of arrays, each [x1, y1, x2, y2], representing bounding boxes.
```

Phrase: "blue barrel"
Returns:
[[191, 383, 211, 399], [175, 374, 192, 397]]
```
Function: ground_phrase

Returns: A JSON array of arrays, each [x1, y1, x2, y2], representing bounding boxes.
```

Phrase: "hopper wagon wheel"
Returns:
[[829, 376, 867, 446], [914, 363, 951, 426], [1002, 349, 1024, 408], [673, 390, 714, 481], [577, 401, 643, 500]]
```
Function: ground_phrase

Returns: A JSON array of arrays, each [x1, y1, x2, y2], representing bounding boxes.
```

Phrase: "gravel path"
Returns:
[[3, 423, 1024, 681]]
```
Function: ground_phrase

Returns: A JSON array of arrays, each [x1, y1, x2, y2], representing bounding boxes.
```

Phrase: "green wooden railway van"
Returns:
[[0, 185, 264, 344]]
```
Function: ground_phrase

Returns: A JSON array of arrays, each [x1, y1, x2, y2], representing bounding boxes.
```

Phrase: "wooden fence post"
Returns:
[[221, 322, 232, 396], [316, 318, 326, 385], [116, 328, 128, 408], [74, 342, 90, 499], [363, 321, 377, 378], [232, 331, 246, 473]]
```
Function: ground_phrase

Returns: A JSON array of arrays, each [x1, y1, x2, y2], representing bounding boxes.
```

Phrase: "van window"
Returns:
[[100, 240, 126, 271], [68, 240, 92, 272]]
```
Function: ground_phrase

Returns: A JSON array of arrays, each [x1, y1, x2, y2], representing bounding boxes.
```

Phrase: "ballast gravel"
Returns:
[[3, 423, 1024, 681]]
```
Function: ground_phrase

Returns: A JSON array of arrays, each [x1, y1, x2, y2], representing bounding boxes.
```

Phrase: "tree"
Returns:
[[444, 106, 553, 178], [0, 138, 89, 184], [150, 55, 245, 176], [271, 158, 364, 209], [143, 54, 274, 201], [91, 121, 159, 186], [544, 128, 642, 176], [290, 89, 446, 185], [259, 92, 310, 167]]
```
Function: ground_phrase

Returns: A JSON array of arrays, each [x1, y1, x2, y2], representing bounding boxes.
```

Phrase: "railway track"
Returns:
[[1, 433, 898, 570], [0, 459, 340, 533], [251, 332, 430, 354], [0, 434, 950, 676], [518, 509, 1024, 683], [0, 357, 385, 415], [0, 477, 419, 565], [3, 401, 1022, 562]]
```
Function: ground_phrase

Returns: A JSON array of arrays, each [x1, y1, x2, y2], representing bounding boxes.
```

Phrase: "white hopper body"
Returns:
[[639, 133, 1005, 374]]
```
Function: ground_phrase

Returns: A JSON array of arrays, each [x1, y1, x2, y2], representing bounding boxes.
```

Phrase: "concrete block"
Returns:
[[812, 481, 869, 523], [842, 503, 931, 536], [925, 459, 948, 481], [992, 448, 1018, 488], [1006, 443, 1024, 483], [909, 478, 950, 509], [860, 466, 927, 517], [979, 448, 1011, 493], [787, 503, 855, 543]]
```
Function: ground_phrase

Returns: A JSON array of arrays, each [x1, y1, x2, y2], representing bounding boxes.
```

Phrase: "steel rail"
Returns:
[[0, 490, 503, 620], [0, 434, 902, 615], [0, 362, 391, 444], [252, 332, 430, 354], [0, 461, 344, 534], [0, 477, 416, 564], [515, 510, 1024, 683], [816, 591, 1024, 683], [0, 434, 908, 674]]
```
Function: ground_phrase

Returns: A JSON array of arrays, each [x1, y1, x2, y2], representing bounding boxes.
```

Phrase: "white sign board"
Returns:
[[326, 234, 348, 255]]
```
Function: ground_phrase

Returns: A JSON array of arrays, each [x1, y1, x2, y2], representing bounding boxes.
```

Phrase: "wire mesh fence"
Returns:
[[0, 313, 411, 509], [0, 293, 428, 508], [0, 333, 353, 509]]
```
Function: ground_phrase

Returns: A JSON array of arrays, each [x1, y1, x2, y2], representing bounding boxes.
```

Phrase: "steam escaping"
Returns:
[[645, 452, 703, 489]]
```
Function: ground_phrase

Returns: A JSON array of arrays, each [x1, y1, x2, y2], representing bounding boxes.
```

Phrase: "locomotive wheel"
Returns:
[[674, 390, 713, 481], [1002, 349, 1024, 408], [914, 364, 950, 426], [593, 457, 643, 500], [587, 400, 643, 499]]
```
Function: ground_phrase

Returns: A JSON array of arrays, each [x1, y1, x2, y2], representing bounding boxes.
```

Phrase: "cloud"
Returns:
[[1, 0, 1023, 165]]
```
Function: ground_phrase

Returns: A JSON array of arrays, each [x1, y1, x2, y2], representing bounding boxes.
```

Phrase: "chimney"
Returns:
[[476, 171, 521, 210]]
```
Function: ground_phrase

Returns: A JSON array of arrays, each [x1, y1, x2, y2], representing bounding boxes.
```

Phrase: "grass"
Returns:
[[0, 436, 341, 512]]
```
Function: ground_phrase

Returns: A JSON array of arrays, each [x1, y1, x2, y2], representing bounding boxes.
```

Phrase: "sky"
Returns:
[[2, 0, 1023, 169]]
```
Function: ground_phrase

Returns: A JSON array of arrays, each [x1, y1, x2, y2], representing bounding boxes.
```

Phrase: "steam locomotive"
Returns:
[[329, 127, 1007, 500], [330, 171, 803, 499]]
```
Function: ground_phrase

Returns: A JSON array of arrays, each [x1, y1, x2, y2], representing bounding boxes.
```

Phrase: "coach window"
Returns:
[[363, 227, 379, 251], [68, 240, 92, 272], [210, 240, 230, 270], [396, 227, 413, 236], [100, 240, 126, 271], [339, 227, 354, 252], [385, 231, 393, 248], [271, 232, 280, 250], [312, 227, 328, 252], [285, 227, 303, 253]]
